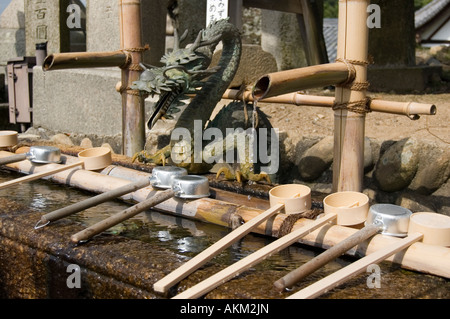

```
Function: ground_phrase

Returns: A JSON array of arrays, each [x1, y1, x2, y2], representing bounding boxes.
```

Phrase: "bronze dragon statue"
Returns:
[[131, 19, 276, 183]]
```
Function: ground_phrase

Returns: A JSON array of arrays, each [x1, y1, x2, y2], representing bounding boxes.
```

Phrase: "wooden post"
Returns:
[[333, 0, 370, 192], [119, 0, 146, 157]]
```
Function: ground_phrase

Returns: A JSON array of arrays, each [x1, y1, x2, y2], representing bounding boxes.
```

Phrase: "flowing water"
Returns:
[[0, 168, 448, 299]]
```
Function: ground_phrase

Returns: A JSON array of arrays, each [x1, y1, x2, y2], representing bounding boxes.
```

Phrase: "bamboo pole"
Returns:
[[222, 89, 437, 117], [333, 0, 369, 193], [42, 51, 130, 71], [119, 0, 146, 157], [252, 63, 351, 101], [1, 150, 449, 279]]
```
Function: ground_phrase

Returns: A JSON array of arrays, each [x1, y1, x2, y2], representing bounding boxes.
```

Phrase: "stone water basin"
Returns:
[[0, 168, 448, 299]]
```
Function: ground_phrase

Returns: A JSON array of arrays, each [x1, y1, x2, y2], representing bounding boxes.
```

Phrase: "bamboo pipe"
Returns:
[[1, 151, 449, 279], [252, 63, 351, 101], [119, 0, 146, 157], [333, 0, 369, 193], [42, 51, 130, 71], [369, 100, 437, 119], [222, 89, 437, 117]]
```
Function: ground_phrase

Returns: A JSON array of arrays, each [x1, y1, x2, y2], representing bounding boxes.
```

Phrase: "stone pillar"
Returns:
[[368, 0, 416, 67], [25, 0, 72, 56], [367, 0, 441, 92], [86, 0, 120, 53], [0, 0, 26, 77], [261, 10, 308, 71], [86, 0, 167, 66], [168, 0, 207, 48]]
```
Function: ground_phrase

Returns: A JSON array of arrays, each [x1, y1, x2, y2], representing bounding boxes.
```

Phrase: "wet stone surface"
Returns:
[[0, 169, 449, 299]]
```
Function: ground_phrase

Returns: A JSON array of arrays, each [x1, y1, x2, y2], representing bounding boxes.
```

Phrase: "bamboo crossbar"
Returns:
[[43, 51, 130, 71], [222, 89, 437, 117]]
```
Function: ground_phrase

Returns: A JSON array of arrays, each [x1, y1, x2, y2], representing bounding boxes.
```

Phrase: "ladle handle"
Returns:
[[39, 178, 151, 225], [0, 161, 83, 191], [287, 232, 424, 299], [153, 203, 286, 294], [0, 153, 27, 166], [274, 223, 381, 291], [172, 213, 337, 299], [71, 188, 175, 244]]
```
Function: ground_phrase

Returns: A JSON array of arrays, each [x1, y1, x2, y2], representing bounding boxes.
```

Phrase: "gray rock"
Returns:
[[80, 137, 93, 149], [395, 191, 438, 213], [50, 133, 74, 146], [298, 136, 373, 182], [432, 179, 450, 216], [374, 138, 420, 192], [409, 145, 450, 195], [298, 136, 334, 181], [363, 137, 374, 171], [101, 143, 115, 154]]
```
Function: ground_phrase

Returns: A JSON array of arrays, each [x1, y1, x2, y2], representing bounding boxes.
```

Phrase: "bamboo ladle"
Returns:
[[153, 184, 311, 294], [172, 212, 337, 299], [35, 166, 188, 229], [0, 131, 18, 148], [34, 178, 151, 229], [273, 203, 412, 291], [287, 212, 450, 299], [0, 147, 112, 191]]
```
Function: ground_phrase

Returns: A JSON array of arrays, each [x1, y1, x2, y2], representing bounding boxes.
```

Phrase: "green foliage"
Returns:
[[324, 0, 338, 18], [414, 0, 433, 11]]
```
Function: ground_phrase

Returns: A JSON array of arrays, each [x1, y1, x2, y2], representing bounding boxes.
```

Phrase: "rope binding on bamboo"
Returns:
[[120, 44, 150, 71], [118, 44, 150, 95], [334, 56, 374, 114]]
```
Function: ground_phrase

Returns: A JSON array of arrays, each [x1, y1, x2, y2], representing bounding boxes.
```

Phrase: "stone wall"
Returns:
[[278, 132, 449, 216]]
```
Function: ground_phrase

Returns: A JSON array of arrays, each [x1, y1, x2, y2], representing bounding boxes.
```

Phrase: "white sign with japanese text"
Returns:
[[206, 0, 229, 26]]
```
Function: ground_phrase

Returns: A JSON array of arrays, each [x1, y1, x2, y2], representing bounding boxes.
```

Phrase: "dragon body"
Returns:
[[132, 19, 273, 183]]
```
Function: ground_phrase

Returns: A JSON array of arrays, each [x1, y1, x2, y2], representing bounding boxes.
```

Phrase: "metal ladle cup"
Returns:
[[35, 166, 188, 230], [70, 168, 215, 244], [0, 146, 61, 166]]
